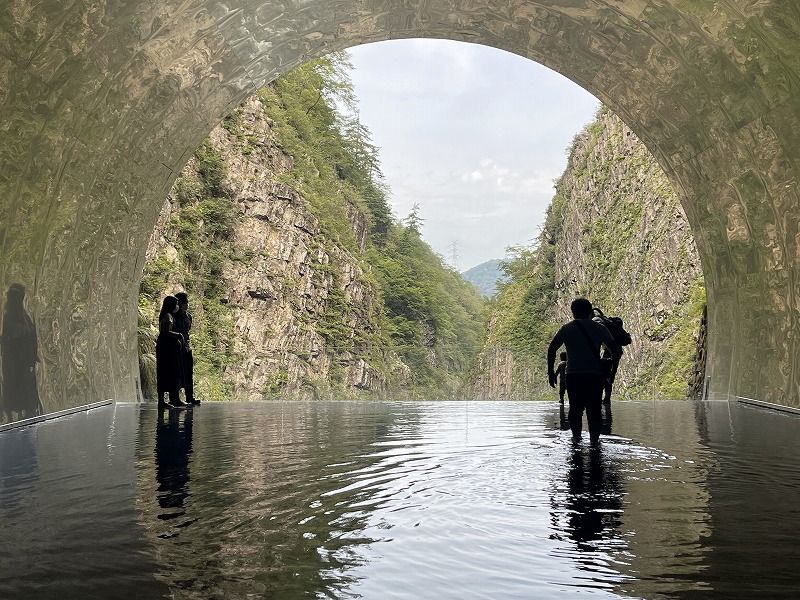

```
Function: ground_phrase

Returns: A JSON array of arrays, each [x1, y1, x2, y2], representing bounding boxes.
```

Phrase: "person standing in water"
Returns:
[[547, 298, 618, 445], [174, 292, 199, 405], [555, 351, 568, 404], [156, 295, 188, 409]]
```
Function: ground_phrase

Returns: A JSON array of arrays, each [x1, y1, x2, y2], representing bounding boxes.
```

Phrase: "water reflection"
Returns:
[[6, 401, 800, 598], [137, 402, 401, 599], [1, 284, 42, 423], [558, 446, 625, 553], [0, 427, 38, 516], [155, 409, 193, 526]]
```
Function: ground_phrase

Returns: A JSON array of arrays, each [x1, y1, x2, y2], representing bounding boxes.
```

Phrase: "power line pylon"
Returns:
[[448, 240, 460, 271]]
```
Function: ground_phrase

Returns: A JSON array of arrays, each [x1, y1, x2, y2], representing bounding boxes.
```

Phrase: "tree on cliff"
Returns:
[[139, 54, 487, 400], [469, 109, 705, 400]]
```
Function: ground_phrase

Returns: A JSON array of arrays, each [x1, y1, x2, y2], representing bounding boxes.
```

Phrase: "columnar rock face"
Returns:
[[3, 2, 800, 422], [469, 342, 531, 401], [551, 110, 704, 399], [145, 96, 395, 400], [471, 110, 704, 400]]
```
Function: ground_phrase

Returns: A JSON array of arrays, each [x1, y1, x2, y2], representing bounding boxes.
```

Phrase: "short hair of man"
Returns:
[[571, 297, 593, 319]]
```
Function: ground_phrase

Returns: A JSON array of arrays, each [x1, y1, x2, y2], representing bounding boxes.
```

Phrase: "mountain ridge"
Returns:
[[461, 259, 508, 298]]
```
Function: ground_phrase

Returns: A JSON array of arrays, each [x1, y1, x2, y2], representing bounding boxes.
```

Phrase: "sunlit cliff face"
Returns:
[[1, 1, 800, 421]]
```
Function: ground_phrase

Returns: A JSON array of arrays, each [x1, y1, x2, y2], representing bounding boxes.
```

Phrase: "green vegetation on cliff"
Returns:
[[472, 108, 705, 400], [369, 220, 486, 393], [139, 54, 486, 400], [475, 195, 567, 398]]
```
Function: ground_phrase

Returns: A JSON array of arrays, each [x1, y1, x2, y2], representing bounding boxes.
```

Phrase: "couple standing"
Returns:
[[156, 292, 199, 409], [547, 298, 618, 445]]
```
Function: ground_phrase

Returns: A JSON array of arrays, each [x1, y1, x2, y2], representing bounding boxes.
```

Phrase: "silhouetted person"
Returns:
[[174, 292, 199, 405], [592, 310, 625, 405], [598, 346, 620, 405], [156, 295, 188, 409], [555, 351, 567, 404], [155, 408, 193, 521], [1, 284, 42, 422], [602, 399, 613, 436], [548, 298, 618, 445]]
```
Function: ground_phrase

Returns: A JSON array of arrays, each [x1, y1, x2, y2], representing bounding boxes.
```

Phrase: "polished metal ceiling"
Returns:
[[1, 1, 799, 421]]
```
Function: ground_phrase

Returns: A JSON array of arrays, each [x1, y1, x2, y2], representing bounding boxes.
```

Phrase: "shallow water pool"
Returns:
[[1, 399, 799, 599]]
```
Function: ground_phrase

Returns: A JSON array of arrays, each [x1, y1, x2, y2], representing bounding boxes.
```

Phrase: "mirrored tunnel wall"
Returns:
[[2, 1, 800, 424]]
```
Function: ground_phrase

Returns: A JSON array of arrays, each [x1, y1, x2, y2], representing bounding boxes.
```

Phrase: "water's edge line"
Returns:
[[0, 400, 113, 433], [736, 396, 800, 416]]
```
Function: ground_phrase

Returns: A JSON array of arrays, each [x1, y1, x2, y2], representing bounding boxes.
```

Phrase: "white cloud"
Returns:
[[463, 170, 484, 183], [458, 159, 553, 196]]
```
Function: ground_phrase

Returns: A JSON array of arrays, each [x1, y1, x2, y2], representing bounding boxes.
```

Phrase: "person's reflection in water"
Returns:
[[0, 284, 42, 423], [561, 446, 625, 553], [0, 427, 38, 516], [155, 408, 194, 530]]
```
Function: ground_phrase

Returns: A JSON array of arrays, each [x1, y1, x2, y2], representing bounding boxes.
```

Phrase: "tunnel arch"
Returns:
[[1, 1, 799, 422]]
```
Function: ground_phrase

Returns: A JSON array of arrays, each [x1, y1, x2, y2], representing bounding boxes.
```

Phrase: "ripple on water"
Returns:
[[4, 400, 800, 598]]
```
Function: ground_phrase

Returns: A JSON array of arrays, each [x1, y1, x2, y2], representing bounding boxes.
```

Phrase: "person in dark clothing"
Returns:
[[555, 351, 567, 404], [0, 284, 43, 422], [174, 292, 199, 405], [593, 312, 622, 406], [599, 347, 615, 405], [156, 295, 188, 409], [548, 298, 618, 445]]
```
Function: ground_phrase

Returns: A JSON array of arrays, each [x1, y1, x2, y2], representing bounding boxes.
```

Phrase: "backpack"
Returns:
[[593, 308, 632, 348]]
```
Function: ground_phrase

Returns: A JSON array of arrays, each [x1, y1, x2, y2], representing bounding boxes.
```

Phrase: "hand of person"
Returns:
[[548, 370, 557, 388]]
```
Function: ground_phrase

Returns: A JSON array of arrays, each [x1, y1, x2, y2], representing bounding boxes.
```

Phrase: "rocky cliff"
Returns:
[[140, 58, 485, 401], [471, 108, 705, 400], [144, 98, 390, 399]]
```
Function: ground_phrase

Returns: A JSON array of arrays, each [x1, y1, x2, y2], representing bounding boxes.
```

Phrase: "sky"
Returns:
[[345, 39, 600, 272]]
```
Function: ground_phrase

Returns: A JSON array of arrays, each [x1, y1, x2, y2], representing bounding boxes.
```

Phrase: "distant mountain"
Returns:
[[461, 259, 508, 298]]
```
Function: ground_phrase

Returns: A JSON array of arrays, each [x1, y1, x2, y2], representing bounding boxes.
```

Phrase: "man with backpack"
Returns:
[[548, 298, 619, 445], [592, 307, 631, 405]]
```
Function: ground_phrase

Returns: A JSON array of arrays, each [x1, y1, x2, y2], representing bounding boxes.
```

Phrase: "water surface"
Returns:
[[1, 400, 799, 598]]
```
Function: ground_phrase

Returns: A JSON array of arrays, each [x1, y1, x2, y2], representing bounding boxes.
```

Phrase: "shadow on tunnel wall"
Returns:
[[0, 284, 42, 425]]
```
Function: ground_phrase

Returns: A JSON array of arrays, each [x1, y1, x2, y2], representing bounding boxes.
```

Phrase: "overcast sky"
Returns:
[[346, 39, 600, 272]]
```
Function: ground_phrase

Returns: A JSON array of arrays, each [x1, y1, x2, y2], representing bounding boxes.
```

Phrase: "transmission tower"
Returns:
[[448, 240, 460, 270]]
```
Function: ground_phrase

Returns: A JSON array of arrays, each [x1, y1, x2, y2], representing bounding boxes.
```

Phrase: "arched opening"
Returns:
[[1, 2, 799, 422], [135, 38, 703, 405]]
